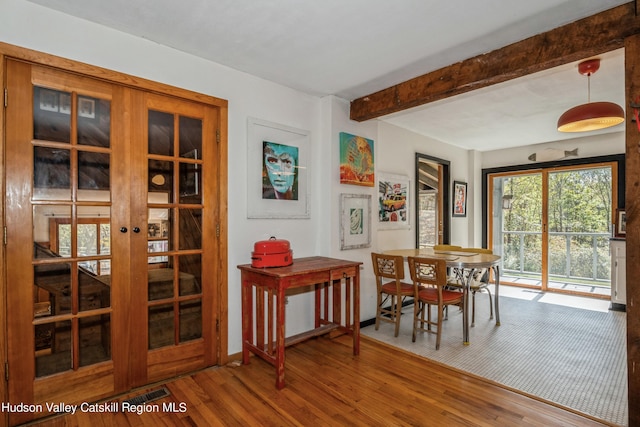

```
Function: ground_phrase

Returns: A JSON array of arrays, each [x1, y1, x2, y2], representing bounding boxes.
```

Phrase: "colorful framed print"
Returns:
[[339, 132, 374, 186], [247, 118, 310, 219], [377, 172, 410, 229], [453, 181, 467, 217]]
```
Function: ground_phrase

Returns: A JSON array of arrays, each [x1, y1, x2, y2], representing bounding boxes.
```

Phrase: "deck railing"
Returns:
[[500, 230, 611, 284]]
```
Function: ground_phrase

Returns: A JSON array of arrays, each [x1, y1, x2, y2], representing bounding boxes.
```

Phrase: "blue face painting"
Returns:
[[263, 142, 298, 198]]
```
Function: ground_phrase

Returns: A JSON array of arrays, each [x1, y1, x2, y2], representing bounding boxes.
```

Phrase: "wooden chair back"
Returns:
[[407, 256, 448, 292], [371, 252, 405, 285]]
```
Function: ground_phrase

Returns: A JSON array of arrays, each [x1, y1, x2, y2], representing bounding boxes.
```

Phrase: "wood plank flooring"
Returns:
[[28, 335, 610, 426]]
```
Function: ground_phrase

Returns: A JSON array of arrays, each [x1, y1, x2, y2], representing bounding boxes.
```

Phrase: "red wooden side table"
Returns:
[[237, 256, 362, 389]]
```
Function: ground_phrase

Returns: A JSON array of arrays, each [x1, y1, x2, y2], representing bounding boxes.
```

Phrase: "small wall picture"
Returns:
[[59, 93, 71, 115], [453, 181, 467, 217], [340, 194, 371, 250], [78, 96, 95, 119], [339, 132, 374, 186], [616, 209, 626, 237], [39, 89, 59, 112], [377, 172, 410, 229]]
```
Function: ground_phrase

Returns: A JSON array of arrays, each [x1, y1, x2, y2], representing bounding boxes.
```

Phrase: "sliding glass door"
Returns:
[[490, 163, 616, 297]]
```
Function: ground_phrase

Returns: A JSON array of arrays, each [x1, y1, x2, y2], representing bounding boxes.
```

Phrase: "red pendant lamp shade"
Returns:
[[557, 58, 624, 133]]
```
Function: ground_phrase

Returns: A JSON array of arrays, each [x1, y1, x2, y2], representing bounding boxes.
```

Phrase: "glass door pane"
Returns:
[[492, 173, 543, 287], [547, 167, 612, 294], [147, 110, 203, 350], [31, 84, 113, 378]]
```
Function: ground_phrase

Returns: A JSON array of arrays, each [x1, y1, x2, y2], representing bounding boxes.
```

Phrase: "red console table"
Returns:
[[237, 256, 362, 389]]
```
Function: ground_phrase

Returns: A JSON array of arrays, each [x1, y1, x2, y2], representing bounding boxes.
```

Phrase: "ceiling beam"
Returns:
[[350, 2, 640, 122]]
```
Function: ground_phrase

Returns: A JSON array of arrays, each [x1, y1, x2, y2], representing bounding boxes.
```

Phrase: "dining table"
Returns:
[[383, 248, 501, 345]]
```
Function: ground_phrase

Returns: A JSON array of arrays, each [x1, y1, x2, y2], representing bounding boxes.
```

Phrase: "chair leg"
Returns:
[[375, 293, 383, 330], [486, 287, 494, 320], [412, 301, 421, 342], [393, 295, 402, 337], [435, 303, 443, 350]]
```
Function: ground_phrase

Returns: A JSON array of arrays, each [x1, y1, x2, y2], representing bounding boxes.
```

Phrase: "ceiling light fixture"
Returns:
[[557, 58, 624, 133]]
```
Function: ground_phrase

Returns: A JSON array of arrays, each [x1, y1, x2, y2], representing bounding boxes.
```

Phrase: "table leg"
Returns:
[[494, 265, 501, 326], [241, 277, 252, 365], [333, 279, 341, 326], [314, 283, 321, 329], [353, 270, 360, 355], [462, 268, 475, 345], [275, 286, 286, 389]]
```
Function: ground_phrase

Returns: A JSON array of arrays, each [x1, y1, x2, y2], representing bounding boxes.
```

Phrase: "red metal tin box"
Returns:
[[251, 237, 293, 268]]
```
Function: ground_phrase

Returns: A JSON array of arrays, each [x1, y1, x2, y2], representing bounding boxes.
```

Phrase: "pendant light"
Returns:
[[557, 58, 624, 132]]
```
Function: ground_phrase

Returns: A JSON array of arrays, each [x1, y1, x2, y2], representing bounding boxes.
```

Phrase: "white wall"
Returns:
[[3, 0, 627, 357], [1, 0, 325, 354], [481, 131, 625, 168]]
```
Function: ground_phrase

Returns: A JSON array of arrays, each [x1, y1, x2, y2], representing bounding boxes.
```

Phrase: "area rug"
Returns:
[[361, 290, 628, 426]]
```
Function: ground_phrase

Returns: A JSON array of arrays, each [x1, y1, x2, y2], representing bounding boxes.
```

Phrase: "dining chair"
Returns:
[[448, 247, 494, 326], [371, 252, 414, 337], [407, 256, 464, 349]]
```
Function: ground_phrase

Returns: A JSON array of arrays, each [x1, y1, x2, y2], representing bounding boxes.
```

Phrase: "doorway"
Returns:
[[489, 162, 618, 298], [4, 58, 225, 425], [415, 153, 450, 248]]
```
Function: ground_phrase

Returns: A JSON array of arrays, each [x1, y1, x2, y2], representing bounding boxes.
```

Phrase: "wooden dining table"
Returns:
[[383, 248, 501, 344]]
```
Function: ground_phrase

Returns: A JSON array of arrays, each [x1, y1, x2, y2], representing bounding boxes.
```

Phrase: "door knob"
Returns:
[[120, 227, 128, 233], [133, 227, 141, 233]]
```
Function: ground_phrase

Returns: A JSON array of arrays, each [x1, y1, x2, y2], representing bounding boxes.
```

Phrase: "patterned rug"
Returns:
[[361, 288, 628, 426]]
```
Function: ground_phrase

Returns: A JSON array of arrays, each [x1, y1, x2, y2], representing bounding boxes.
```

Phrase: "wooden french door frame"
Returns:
[[1, 44, 228, 426], [487, 161, 618, 295]]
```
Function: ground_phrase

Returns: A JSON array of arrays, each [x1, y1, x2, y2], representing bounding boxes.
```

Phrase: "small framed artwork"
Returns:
[[39, 89, 59, 112], [148, 221, 162, 238], [59, 93, 71, 115], [247, 117, 310, 219], [616, 209, 626, 237], [78, 97, 96, 119], [339, 132, 374, 186], [340, 194, 371, 250], [377, 172, 410, 229], [453, 181, 467, 217]]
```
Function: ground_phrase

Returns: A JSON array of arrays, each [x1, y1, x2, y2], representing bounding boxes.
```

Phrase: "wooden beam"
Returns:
[[350, 2, 640, 121], [625, 32, 640, 427]]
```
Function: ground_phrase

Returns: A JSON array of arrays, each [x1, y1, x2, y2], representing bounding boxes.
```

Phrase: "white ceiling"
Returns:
[[27, 0, 629, 151]]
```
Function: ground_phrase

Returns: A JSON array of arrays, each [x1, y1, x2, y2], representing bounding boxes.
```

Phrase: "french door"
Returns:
[[4, 59, 220, 425], [489, 163, 617, 296]]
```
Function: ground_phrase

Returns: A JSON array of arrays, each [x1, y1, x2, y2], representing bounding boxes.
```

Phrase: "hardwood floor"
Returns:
[[28, 335, 609, 426]]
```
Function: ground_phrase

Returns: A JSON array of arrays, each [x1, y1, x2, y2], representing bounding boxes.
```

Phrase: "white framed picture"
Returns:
[[340, 193, 371, 250], [78, 96, 96, 119], [377, 172, 410, 229], [247, 117, 310, 219]]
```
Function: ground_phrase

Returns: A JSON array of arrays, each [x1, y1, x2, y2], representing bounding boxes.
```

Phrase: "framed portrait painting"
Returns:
[[453, 181, 467, 217], [340, 194, 371, 250], [377, 172, 410, 229], [247, 118, 310, 219]]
